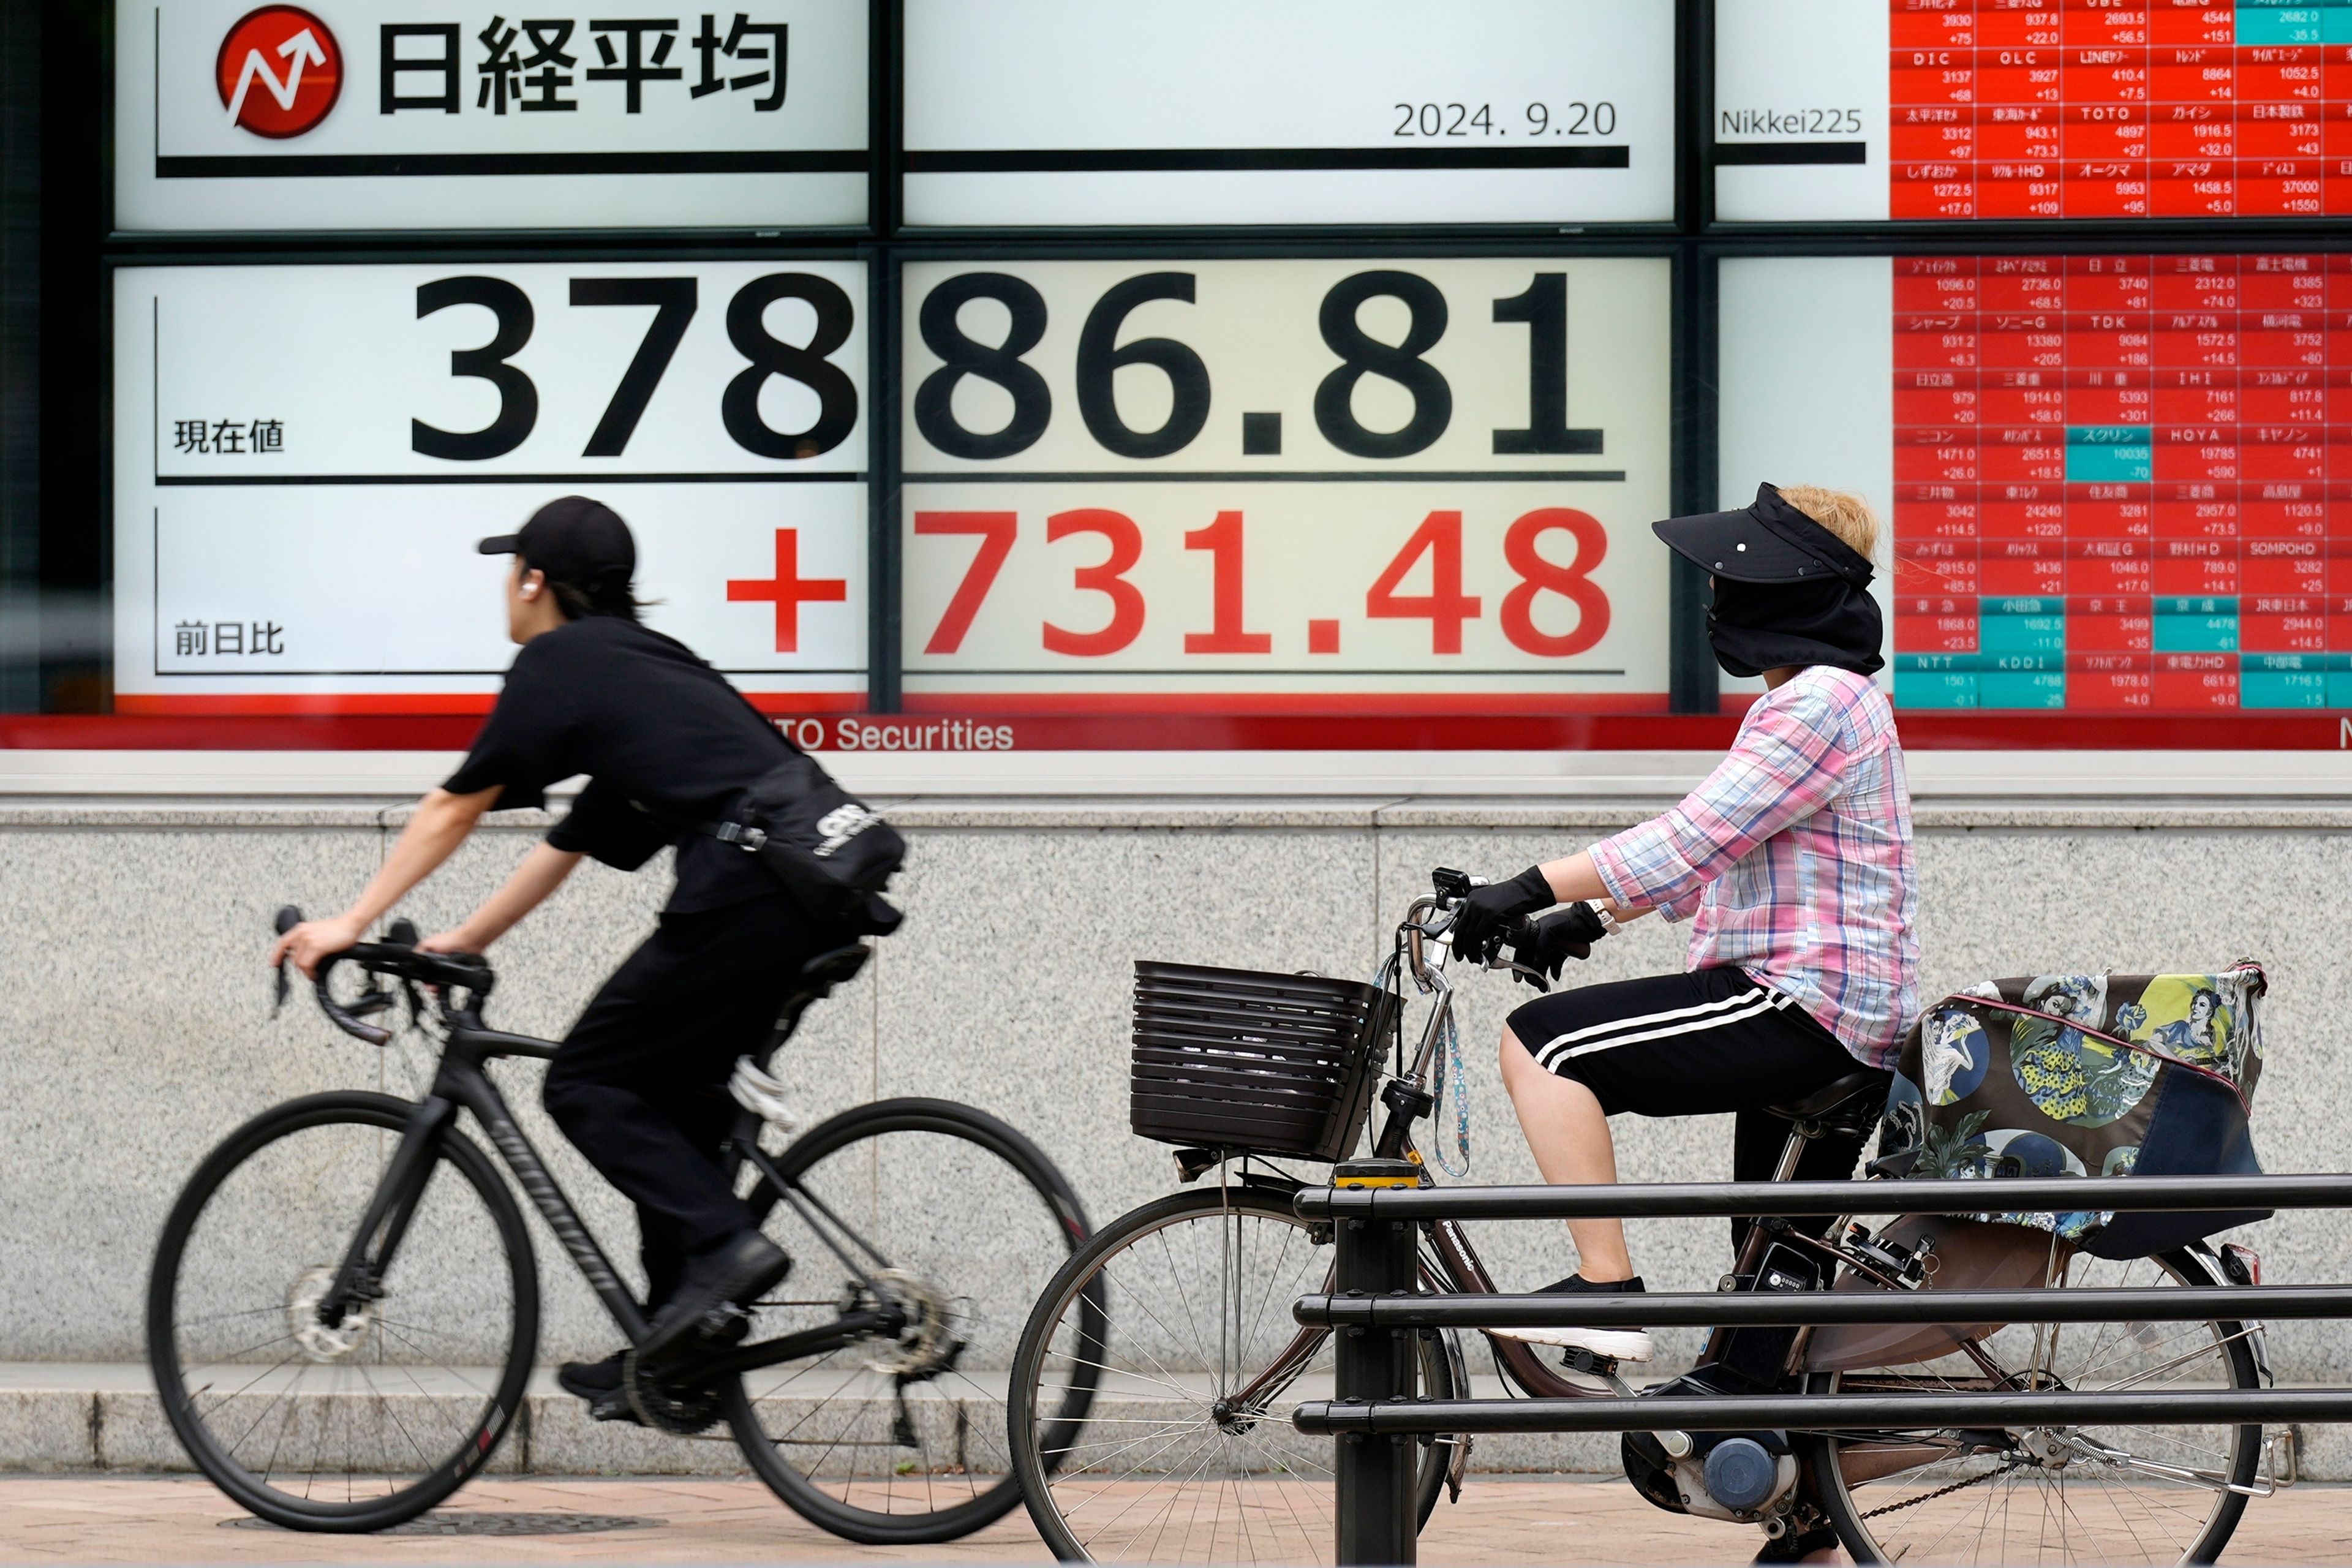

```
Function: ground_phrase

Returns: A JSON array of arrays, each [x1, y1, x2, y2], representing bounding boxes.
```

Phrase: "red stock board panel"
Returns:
[[1894, 252, 2352, 711], [1716, 0, 2352, 222], [1719, 251, 2352, 714]]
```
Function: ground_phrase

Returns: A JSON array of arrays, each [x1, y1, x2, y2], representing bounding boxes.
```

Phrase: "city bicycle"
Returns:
[[146, 909, 1099, 1541], [1006, 870, 2271, 1564]]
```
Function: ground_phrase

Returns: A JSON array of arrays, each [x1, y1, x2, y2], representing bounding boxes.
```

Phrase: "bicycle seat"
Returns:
[[1765, 1068, 1891, 1125]]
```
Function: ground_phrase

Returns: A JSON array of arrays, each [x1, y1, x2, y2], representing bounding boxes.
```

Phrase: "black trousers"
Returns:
[[543, 894, 826, 1308], [1506, 966, 1888, 1249]]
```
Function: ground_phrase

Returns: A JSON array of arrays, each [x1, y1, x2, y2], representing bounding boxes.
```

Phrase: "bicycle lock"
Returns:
[[1295, 1163, 2352, 1567]]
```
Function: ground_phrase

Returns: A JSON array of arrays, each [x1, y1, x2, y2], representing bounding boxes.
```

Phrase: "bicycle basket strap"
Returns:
[[641, 750, 907, 932], [1878, 965, 2270, 1254]]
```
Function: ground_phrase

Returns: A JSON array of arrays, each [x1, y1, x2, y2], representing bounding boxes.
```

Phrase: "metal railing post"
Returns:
[[1329, 1158, 1419, 1567]]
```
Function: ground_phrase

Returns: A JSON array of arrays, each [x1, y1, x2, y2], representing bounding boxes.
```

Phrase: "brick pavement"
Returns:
[[4, 1476, 2352, 1564]]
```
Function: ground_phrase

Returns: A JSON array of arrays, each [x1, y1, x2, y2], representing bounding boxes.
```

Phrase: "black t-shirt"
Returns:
[[443, 616, 791, 913]]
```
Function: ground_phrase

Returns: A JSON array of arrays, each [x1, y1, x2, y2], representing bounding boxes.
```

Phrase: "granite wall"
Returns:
[[1, 797, 2345, 1471]]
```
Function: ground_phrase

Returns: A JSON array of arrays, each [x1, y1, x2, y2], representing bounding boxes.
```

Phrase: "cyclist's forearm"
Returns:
[[339, 786, 499, 929], [453, 842, 582, 949], [1533, 852, 1610, 905]]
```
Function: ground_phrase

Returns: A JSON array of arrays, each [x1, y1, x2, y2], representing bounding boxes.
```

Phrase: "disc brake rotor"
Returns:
[[286, 1265, 372, 1363], [861, 1268, 957, 1377]]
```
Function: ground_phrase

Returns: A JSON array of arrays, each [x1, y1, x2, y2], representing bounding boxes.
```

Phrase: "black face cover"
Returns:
[[1707, 574, 1885, 679]]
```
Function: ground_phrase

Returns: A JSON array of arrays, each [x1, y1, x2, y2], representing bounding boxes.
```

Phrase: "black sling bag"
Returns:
[[636, 749, 906, 935]]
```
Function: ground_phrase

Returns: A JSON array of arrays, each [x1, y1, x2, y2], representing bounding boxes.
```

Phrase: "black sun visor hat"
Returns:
[[478, 495, 636, 586], [1651, 483, 1874, 587]]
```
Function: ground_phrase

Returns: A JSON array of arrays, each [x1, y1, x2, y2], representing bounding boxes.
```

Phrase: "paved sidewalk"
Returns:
[[6, 1476, 2352, 1564]]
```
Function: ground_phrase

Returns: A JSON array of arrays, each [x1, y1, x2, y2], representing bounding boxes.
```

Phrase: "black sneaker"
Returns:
[[637, 1231, 791, 1366], [1490, 1273, 1654, 1362], [556, 1351, 640, 1425]]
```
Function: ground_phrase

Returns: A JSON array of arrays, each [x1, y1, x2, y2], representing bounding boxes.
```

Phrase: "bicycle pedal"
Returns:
[[586, 1391, 644, 1427], [1559, 1346, 1621, 1376]]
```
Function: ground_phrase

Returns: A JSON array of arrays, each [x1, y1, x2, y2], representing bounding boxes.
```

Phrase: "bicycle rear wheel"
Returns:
[[723, 1097, 1093, 1545], [145, 1091, 537, 1531], [1800, 1245, 2264, 1565], [1008, 1185, 1458, 1564]]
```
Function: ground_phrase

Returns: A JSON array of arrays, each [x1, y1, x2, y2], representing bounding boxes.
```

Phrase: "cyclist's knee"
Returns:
[[541, 1066, 588, 1128]]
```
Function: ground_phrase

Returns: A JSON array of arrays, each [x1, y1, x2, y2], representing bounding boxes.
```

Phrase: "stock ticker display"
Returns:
[[1893, 0, 2352, 219], [1893, 252, 2352, 712]]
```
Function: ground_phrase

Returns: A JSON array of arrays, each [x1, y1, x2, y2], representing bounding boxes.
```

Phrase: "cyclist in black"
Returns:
[[271, 496, 856, 1417]]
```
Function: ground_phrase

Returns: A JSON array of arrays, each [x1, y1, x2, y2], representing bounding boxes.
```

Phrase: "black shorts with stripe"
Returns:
[[1506, 966, 1887, 1240]]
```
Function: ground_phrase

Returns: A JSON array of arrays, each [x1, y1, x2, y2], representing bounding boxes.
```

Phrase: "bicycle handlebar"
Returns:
[[274, 905, 496, 1045]]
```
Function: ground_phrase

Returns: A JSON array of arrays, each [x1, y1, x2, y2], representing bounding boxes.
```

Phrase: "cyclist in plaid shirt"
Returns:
[[1446, 483, 1919, 1371]]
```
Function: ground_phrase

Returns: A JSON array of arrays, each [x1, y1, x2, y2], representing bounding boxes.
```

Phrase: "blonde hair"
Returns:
[[1776, 484, 1882, 564]]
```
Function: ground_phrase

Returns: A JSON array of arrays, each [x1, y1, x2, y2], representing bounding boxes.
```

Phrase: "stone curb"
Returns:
[[7, 800, 2352, 831]]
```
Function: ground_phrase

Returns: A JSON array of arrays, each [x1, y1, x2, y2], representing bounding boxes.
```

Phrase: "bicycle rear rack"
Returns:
[[1294, 1166, 2352, 1566]]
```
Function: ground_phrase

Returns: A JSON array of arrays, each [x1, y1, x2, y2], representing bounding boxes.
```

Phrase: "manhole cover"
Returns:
[[224, 1512, 664, 1536]]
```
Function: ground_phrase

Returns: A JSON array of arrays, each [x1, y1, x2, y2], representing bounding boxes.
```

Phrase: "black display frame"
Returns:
[[29, 0, 2352, 728]]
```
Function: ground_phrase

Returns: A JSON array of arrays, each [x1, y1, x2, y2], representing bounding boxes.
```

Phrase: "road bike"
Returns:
[[147, 910, 1099, 1541], [1006, 871, 2272, 1564]]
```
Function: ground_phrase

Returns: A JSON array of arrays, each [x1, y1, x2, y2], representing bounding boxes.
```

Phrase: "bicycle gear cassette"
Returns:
[[287, 1265, 374, 1363], [620, 1351, 724, 1436]]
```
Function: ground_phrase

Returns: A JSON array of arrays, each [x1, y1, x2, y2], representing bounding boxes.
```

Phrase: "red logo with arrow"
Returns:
[[217, 6, 342, 138]]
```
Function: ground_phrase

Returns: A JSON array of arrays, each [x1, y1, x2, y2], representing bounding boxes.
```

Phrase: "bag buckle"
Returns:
[[715, 821, 768, 851]]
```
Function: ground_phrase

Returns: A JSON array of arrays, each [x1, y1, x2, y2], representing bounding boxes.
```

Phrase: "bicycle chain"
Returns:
[[1860, 1458, 2021, 1520]]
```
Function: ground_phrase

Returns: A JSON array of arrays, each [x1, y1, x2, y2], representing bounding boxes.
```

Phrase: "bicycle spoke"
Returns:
[[727, 1114, 1083, 1536], [156, 1105, 528, 1528], [1822, 1248, 2258, 1566]]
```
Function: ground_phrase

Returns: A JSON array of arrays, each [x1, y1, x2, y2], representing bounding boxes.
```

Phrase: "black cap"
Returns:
[[478, 496, 636, 587], [1650, 483, 1874, 587]]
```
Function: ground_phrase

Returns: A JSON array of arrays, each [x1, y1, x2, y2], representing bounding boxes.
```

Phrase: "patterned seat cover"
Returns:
[[1879, 963, 2267, 1253]]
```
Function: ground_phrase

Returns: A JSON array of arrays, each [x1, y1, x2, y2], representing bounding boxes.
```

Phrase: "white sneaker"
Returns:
[[1490, 1273, 1656, 1362]]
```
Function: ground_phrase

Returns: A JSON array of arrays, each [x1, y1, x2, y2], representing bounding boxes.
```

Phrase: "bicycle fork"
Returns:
[[315, 1096, 458, 1332]]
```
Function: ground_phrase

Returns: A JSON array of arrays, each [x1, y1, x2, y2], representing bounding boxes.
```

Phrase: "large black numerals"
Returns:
[[908, 267, 1600, 466], [722, 273, 859, 459], [1075, 273, 1210, 460], [1313, 271, 1452, 459], [414, 272, 857, 462], [570, 277, 698, 457], [914, 273, 1054, 460], [1491, 273, 1603, 456], [412, 277, 537, 461]]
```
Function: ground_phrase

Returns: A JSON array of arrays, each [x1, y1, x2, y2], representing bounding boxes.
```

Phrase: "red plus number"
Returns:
[[728, 528, 847, 652]]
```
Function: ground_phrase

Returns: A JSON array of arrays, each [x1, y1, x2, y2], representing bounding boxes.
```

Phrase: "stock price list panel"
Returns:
[[1717, 0, 2352, 221], [1893, 252, 2352, 713], [113, 262, 869, 714], [897, 258, 1672, 722]]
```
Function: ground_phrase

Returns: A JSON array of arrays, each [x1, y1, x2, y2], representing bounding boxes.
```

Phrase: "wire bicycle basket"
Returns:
[[1129, 960, 1396, 1162]]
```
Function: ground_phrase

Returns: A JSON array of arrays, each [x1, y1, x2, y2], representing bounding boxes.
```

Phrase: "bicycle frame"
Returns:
[[1218, 891, 1878, 1415], [311, 1009, 909, 1383]]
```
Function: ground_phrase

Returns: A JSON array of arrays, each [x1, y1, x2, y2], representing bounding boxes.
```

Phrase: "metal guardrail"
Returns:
[[1292, 1170, 2352, 1221], [1297, 1283, 2352, 1329], [1291, 1163, 2350, 1567]]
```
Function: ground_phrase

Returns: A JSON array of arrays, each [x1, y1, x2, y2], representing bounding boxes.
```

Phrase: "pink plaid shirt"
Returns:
[[1588, 666, 1919, 1068]]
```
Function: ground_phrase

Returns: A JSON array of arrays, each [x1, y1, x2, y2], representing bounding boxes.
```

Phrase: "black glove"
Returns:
[[1448, 865, 1556, 965], [1513, 903, 1611, 987]]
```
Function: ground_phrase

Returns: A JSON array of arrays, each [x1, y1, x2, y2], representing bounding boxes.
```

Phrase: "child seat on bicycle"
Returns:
[[1448, 483, 1918, 1364], [271, 497, 886, 1415]]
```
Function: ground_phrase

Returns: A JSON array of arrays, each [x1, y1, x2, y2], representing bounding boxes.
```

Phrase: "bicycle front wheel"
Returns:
[[723, 1096, 1093, 1545], [1801, 1245, 2264, 1566], [1008, 1185, 1458, 1565], [145, 1091, 538, 1531]]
